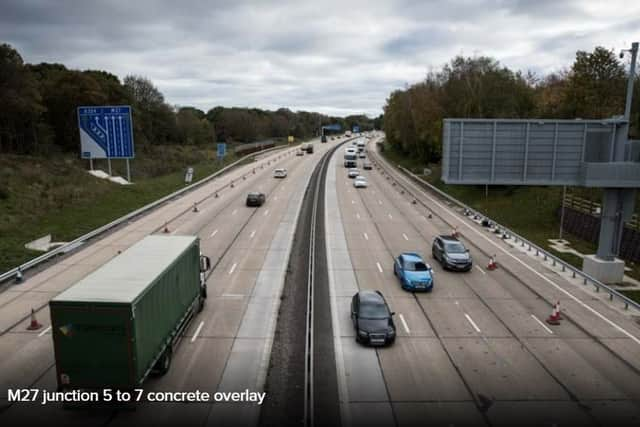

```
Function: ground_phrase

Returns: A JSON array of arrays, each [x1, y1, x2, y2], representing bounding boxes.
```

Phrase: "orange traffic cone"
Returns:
[[546, 303, 561, 325], [555, 301, 563, 320], [487, 255, 497, 270], [27, 309, 42, 331], [451, 227, 460, 238], [163, 222, 170, 233]]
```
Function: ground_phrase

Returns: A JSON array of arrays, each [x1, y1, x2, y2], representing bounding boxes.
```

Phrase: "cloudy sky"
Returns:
[[2, 0, 638, 117]]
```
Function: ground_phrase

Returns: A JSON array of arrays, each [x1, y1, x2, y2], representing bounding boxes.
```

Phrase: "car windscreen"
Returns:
[[359, 302, 388, 319], [445, 242, 466, 253], [405, 261, 429, 271]]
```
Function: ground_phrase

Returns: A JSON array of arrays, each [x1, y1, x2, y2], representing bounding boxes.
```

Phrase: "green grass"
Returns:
[[0, 145, 251, 272], [620, 290, 640, 304], [379, 143, 640, 282]]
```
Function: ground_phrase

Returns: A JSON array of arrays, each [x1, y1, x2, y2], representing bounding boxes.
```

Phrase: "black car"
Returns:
[[432, 235, 472, 271], [246, 192, 266, 207], [351, 290, 396, 346]]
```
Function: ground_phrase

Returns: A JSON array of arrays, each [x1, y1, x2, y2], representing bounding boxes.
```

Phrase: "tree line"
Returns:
[[383, 46, 640, 164], [0, 43, 377, 155]]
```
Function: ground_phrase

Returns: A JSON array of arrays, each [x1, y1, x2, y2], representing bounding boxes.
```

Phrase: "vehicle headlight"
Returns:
[[358, 330, 368, 337], [388, 328, 396, 336]]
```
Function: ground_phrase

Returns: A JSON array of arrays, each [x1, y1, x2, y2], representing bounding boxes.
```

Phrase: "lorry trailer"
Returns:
[[49, 235, 210, 392]]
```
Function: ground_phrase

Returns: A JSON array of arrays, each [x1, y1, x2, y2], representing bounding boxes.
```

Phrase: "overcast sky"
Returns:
[[1, 0, 638, 117]]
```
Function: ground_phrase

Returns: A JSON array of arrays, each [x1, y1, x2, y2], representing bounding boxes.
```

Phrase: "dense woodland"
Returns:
[[383, 46, 640, 164], [0, 43, 376, 155]]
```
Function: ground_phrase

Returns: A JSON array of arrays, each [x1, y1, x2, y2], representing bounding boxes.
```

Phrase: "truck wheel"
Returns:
[[201, 284, 208, 299], [198, 296, 205, 313], [154, 348, 172, 376]]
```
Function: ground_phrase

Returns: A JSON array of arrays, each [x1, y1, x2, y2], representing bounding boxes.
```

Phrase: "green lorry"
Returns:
[[49, 235, 210, 391]]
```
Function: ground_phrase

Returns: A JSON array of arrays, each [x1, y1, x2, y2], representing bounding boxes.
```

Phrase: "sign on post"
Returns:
[[185, 167, 194, 184], [217, 143, 226, 160], [288, 136, 294, 144], [78, 106, 134, 159]]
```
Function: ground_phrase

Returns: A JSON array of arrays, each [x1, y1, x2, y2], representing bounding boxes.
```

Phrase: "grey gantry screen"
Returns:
[[442, 118, 621, 186]]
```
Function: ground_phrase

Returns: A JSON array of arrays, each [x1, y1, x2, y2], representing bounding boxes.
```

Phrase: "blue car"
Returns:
[[393, 252, 434, 292]]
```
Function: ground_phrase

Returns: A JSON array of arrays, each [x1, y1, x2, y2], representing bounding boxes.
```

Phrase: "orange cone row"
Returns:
[[546, 301, 563, 325], [487, 255, 497, 270]]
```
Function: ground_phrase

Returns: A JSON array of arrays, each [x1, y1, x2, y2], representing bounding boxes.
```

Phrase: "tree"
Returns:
[[564, 47, 626, 118], [0, 44, 46, 153]]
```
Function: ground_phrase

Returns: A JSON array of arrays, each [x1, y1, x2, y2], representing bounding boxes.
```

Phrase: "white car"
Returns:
[[273, 168, 287, 178], [348, 168, 360, 178], [354, 176, 368, 188]]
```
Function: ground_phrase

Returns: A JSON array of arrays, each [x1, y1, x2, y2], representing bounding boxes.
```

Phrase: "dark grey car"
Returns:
[[246, 192, 266, 207], [432, 235, 472, 271], [351, 290, 396, 346]]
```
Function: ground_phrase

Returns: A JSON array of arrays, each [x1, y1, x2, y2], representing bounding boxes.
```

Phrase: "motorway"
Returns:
[[0, 138, 337, 426], [1, 132, 640, 426]]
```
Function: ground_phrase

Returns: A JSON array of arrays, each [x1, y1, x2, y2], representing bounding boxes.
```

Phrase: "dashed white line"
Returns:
[[222, 293, 244, 298], [378, 200, 383, 205], [402, 233, 409, 241], [388, 213, 393, 220], [352, 200, 355, 204], [38, 326, 51, 337], [464, 313, 481, 333], [250, 230, 256, 239], [191, 321, 204, 343], [531, 314, 554, 334], [228, 262, 237, 275], [399, 314, 410, 334], [363, 232, 369, 241], [475, 265, 486, 275], [209, 229, 218, 238], [232, 209, 237, 215], [356, 213, 361, 220], [274, 196, 278, 201], [376, 262, 383, 273], [263, 209, 270, 216]]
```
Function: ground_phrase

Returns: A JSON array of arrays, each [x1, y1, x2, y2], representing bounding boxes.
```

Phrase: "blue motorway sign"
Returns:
[[352, 125, 360, 133], [217, 143, 226, 159], [77, 106, 134, 159], [323, 124, 342, 132]]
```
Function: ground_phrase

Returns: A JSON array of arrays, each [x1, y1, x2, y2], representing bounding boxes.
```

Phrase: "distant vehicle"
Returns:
[[321, 135, 327, 143], [246, 192, 266, 207], [357, 140, 366, 152], [344, 149, 357, 168], [302, 142, 314, 153], [296, 149, 305, 156], [363, 161, 372, 170], [331, 136, 335, 140], [359, 152, 366, 159], [50, 235, 210, 391], [432, 235, 472, 271], [393, 252, 434, 291], [348, 168, 360, 178], [351, 290, 396, 346], [354, 176, 368, 188], [273, 168, 287, 178], [345, 131, 352, 137]]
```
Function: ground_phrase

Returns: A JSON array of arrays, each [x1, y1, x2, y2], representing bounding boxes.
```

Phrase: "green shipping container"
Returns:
[[49, 235, 203, 390]]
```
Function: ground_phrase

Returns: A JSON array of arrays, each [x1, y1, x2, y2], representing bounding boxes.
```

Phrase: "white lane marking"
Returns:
[[531, 314, 554, 334], [38, 326, 51, 337], [402, 233, 409, 241], [222, 293, 244, 298], [232, 209, 237, 215], [464, 313, 481, 333], [376, 262, 383, 273], [388, 213, 393, 220], [356, 213, 361, 220], [191, 321, 204, 343], [475, 265, 486, 275], [352, 200, 355, 204], [399, 314, 410, 334], [250, 230, 256, 239], [363, 232, 369, 240], [274, 196, 278, 201], [228, 262, 237, 275], [400, 171, 640, 345], [263, 209, 270, 216], [378, 200, 383, 205], [209, 229, 218, 238]]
